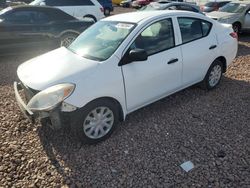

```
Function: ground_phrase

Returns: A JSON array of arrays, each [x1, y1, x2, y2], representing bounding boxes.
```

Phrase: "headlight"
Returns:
[[27, 83, 75, 111]]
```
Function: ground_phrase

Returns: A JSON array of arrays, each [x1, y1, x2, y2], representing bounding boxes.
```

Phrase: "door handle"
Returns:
[[209, 45, 217, 50], [167, 58, 178, 64]]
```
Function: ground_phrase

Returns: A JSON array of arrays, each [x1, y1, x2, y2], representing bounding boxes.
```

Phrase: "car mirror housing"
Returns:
[[119, 48, 148, 66], [129, 48, 148, 62]]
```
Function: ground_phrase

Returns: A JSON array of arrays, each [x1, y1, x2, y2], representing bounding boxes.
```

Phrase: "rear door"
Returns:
[[73, 0, 96, 19], [121, 18, 183, 112], [177, 17, 217, 85]]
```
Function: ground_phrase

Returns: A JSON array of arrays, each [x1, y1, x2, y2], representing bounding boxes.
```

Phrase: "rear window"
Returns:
[[176, 5, 198, 12], [48, 9, 75, 20], [218, 1, 229, 6], [178, 17, 212, 44], [204, 2, 218, 7]]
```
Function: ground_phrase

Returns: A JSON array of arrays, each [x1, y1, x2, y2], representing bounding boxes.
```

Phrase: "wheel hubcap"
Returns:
[[61, 36, 75, 47], [83, 107, 114, 139], [208, 65, 222, 87]]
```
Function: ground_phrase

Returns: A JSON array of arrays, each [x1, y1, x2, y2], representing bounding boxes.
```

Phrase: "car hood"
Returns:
[[206, 11, 238, 19], [17, 47, 99, 91]]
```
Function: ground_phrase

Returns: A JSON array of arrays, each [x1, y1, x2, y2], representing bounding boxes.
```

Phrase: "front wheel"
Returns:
[[232, 23, 241, 34], [201, 60, 223, 90], [60, 33, 78, 47], [71, 99, 119, 144]]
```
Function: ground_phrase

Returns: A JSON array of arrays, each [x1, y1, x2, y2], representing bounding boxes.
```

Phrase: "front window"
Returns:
[[219, 3, 246, 13], [130, 18, 175, 55], [68, 21, 136, 61]]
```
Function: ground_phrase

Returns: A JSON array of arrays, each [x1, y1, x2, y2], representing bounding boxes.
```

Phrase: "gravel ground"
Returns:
[[0, 7, 250, 188]]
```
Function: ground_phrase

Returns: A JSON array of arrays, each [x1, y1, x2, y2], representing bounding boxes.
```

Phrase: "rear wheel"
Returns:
[[71, 99, 119, 144], [104, 8, 110, 16], [201, 60, 223, 90], [83, 15, 97, 22]]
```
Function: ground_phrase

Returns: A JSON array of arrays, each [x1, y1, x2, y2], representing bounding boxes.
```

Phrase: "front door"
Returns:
[[121, 18, 183, 112]]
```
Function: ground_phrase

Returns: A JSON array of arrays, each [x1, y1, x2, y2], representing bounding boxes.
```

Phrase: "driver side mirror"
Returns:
[[119, 48, 148, 66], [129, 48, 148, 62]]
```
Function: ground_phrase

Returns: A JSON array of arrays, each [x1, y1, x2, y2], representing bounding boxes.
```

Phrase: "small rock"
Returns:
[[217, 151, 226, 158]]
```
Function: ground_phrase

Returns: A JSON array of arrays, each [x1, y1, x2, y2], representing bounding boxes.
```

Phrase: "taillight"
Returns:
[[230, 32, 238, 40], [100, 7, 104, 12]]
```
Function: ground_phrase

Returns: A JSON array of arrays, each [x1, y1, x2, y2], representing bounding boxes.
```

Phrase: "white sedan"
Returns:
[[14, 11, 238, 143]]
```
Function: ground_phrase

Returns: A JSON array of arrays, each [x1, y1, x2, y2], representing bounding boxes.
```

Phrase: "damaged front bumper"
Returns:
[[14, 81, 77, 129]]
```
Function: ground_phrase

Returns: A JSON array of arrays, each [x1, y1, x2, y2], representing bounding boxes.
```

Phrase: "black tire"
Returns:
[[60, 33, 78, 47], [83, 15, 97, 22], [200, 60, 223, 90], [104, 8, 110, 16], [232, 22, 241, 34], [71, 99, 119, 144]]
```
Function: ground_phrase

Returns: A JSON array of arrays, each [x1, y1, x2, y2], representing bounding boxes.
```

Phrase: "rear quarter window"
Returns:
[[202, 20, 212, 36], [178, 17, 212, 44]]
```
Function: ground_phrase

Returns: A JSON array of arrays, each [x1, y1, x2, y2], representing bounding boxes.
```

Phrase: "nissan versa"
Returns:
[[14, 11, 238, 143]]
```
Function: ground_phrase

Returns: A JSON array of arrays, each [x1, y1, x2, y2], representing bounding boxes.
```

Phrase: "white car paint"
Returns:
[[206, 1, 250, 31], [17, 11, 238, 120], [30, 0, 104, 21]]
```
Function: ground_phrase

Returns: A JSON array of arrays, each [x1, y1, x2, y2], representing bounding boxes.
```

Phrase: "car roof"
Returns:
[[103, 10, 202, 23], [10, 5, 61, 11]]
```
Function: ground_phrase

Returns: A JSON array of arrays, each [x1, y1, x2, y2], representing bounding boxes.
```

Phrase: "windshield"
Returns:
[[0, 7, 12, 18], [219, 3, 246, 13], [68, 21, 136, 61], [30, 0, 45, 5]]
